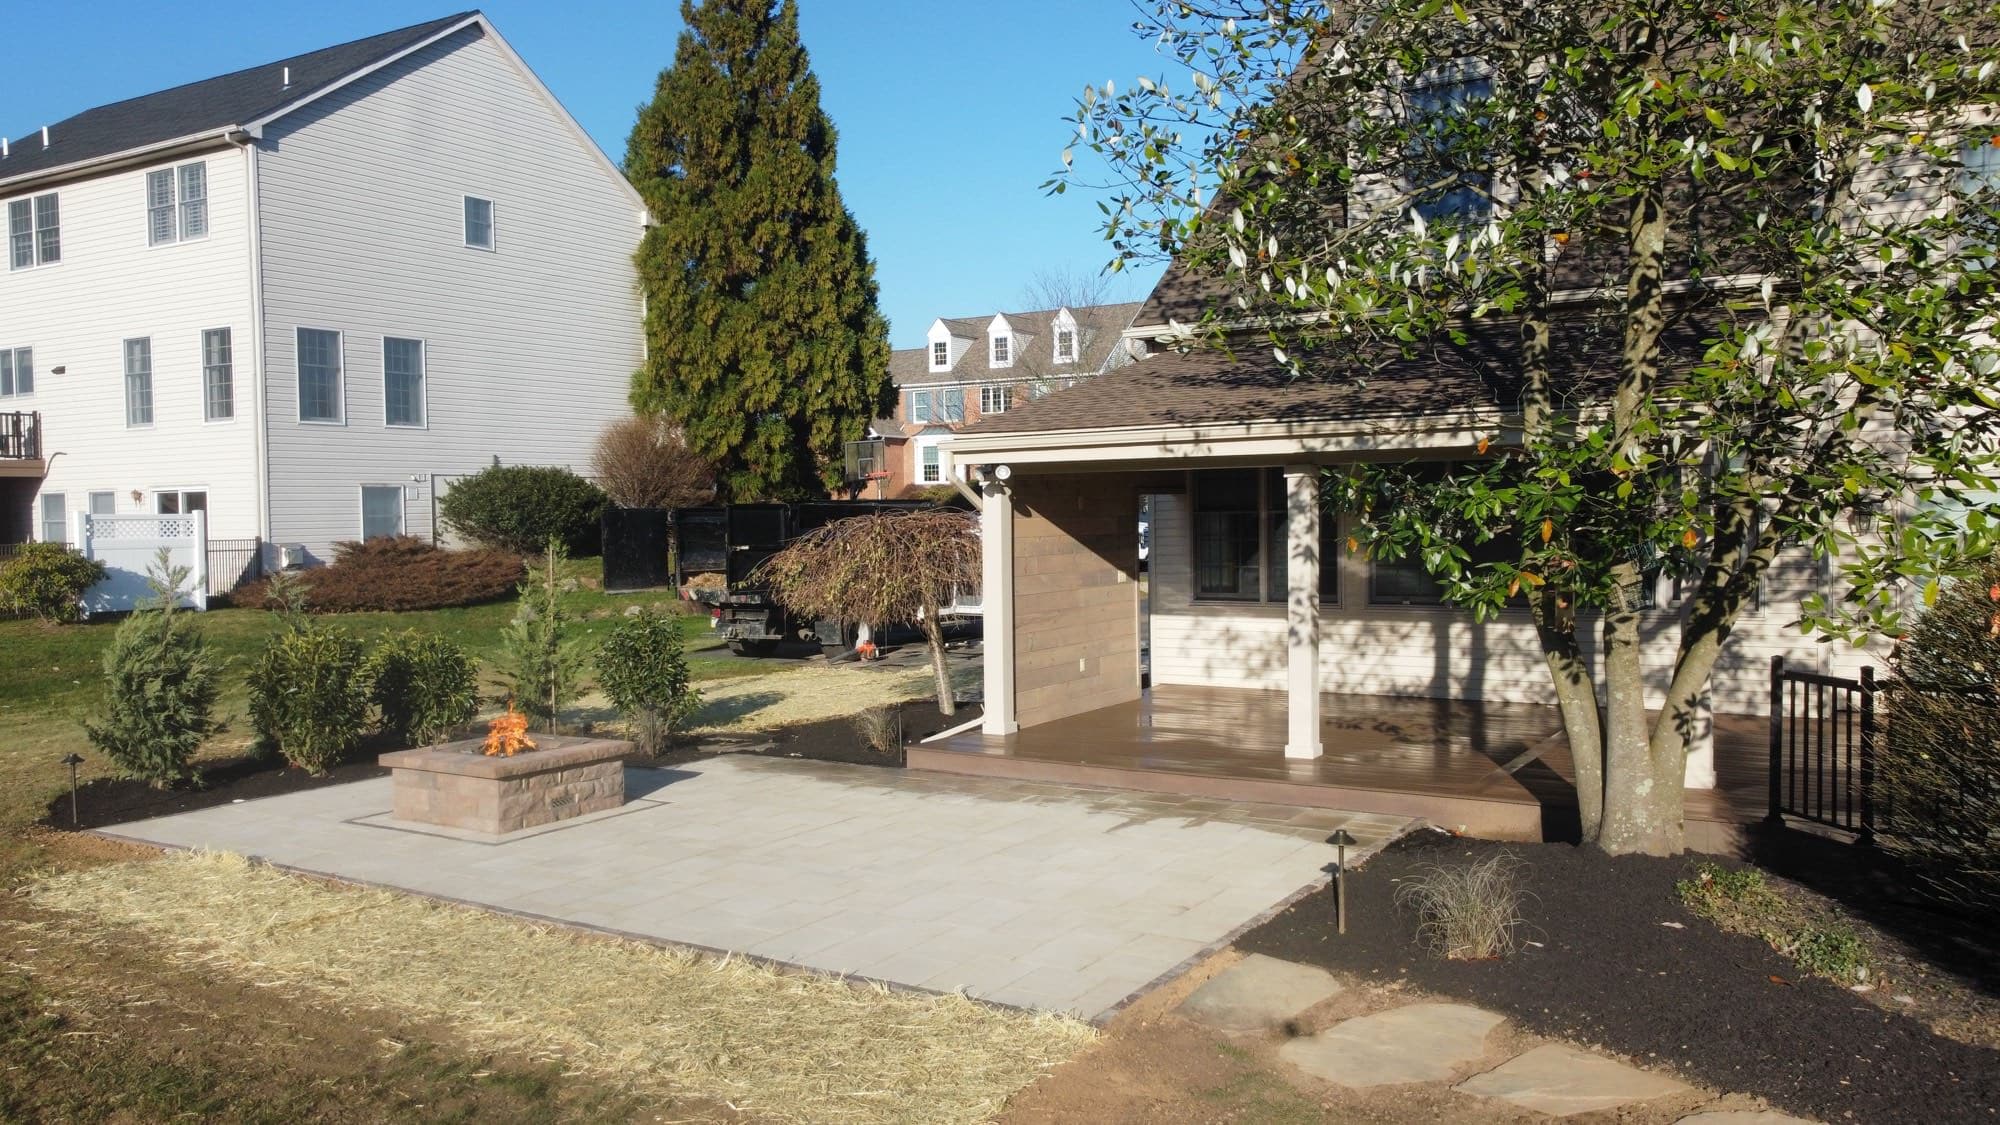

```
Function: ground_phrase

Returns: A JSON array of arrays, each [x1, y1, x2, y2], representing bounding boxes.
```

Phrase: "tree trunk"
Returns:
[[1532, 592, 1604, 841], [921, 601, 955, 716], [1597, 568, 1682, 855]]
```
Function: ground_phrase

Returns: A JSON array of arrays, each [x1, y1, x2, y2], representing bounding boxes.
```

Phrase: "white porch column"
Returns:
[[980, 476, 1018, 736], [1283, 465, 1323, 759]]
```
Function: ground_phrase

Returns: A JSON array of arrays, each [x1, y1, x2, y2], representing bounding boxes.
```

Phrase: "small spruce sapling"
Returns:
[[494, 539, 588, 733], [83, 550, 223, 788]]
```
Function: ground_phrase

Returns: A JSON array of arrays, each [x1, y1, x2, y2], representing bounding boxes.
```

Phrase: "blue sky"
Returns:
[[1, 1, 1174, 346]]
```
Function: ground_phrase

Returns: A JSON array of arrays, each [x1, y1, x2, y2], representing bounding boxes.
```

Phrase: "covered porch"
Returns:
[[913, 684, 1770, 852]]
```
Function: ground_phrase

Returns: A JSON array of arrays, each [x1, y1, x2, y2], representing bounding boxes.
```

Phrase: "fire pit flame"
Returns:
[[482, 700, 538, 757]]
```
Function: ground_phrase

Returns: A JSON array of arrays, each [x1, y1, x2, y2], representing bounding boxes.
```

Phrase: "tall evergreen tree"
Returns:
[[627, 0, 890, 500]]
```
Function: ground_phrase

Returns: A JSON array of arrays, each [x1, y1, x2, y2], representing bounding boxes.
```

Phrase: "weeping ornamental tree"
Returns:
[[756, 509, 980, 715], [627, 0, 891, 501], [1059, 1, 2000, 854]]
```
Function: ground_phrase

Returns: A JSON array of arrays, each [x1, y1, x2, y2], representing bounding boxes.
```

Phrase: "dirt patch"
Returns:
[[0, 886, 698, 1122], [686, 655, 980, 733], [1234, 830, 2000, 1125], [662, 698, 977, 770], [41, 751, 389, 832], [1002, 951, 1699, 1124]]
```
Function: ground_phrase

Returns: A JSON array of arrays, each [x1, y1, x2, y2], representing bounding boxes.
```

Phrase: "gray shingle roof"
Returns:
[[959, 313, 1714, 437], [889, 301, 1143, 387], [0, 12, 476, 187]]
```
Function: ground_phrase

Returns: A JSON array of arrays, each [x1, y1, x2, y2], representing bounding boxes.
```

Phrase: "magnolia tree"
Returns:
[[756, 508, 980, 715], [1057, 0, 2000, 854]]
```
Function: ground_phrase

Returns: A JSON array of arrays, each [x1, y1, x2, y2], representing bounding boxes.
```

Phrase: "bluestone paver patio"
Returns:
[[96, 756, 1408, 1019]]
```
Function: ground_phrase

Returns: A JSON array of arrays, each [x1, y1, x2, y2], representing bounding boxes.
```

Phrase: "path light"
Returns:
[[60, 753, 84, 826], [1329, 828, 1356, 935]]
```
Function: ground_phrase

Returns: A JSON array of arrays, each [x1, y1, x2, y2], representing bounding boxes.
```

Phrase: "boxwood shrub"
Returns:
[[438, 464, 608, 555]]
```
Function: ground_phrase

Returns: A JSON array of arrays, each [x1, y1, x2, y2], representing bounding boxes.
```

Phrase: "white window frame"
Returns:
[[910, 389, 933, 423], [0, 346, 30, 399], [296, 327, 344, 424], [359, 483, 406, 540], [1055, 328, 1077, 363], [382, 336, 427, 428], [202, 327, 234, 422], [88, 491, 116, 516], [123, 337, 154, 428], [919, 443, 943, 484], [38, 492, 65, 544], [979, 384, 1010, 414], [990, 334, 1012, 367], [147, 161, 208, 246], [463, 195, 495, 250], [153, 488, 209, 516], [930, 340, 950, 370], [9, 192, 59, 270]]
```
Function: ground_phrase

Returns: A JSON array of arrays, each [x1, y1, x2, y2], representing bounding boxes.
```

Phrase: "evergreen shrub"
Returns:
[[438, 466, 608, 555]]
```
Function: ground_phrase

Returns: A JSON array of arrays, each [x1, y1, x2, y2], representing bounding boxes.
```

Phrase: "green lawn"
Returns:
[[0, 559, 770, 855]]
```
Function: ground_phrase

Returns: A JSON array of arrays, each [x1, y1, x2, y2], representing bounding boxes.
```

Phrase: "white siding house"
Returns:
[[0, 12, 644, 564]]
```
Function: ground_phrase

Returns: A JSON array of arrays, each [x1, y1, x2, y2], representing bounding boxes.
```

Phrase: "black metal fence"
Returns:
[[206, 538, 263, 598], [0, 411, 39, 461], [1768, 655, 1876, 840]]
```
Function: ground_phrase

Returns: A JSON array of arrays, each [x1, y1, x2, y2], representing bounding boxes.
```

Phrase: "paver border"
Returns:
[[83, 763, 1425, 1026]]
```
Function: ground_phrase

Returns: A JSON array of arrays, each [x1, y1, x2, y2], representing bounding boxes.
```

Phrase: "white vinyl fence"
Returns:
[[76, 511, 208, 613]]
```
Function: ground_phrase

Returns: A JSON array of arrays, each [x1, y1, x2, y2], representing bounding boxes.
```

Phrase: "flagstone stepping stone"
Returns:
[[1457, 1043, 1694, 1116], [1279, 1002, 1505, 1087], [1178, 954, 1344, 1031], [1680, 1104, 1824, 1112]]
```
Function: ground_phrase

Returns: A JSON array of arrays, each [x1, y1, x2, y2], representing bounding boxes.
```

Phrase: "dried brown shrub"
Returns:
[[592, 416, 716, 510], [236, 537, 522, 613]]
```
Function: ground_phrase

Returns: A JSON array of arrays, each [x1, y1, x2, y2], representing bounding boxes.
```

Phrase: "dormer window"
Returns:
[[1408, 71, 1494, 224], [931, 340, 949, 369], [991, 334, 1011, 366], [1056, 329, 1076, 363]]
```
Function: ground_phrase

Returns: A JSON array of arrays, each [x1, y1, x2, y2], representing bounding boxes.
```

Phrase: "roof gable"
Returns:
[[0, 12, 476, 189]]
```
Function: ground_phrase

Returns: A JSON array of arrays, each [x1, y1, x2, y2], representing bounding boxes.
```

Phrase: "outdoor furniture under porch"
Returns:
[[912, 684, 1768, 853]]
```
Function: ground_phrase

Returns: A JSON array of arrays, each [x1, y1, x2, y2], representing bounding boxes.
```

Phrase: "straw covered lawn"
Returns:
[[688, 659, 981, 732], [28, 851, 1094, 1125]]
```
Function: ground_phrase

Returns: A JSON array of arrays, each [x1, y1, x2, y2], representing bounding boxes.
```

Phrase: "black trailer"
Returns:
[[672, 500, 946, 657]]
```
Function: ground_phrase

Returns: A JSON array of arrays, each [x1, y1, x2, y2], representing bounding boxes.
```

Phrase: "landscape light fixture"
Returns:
[[60, 753, 85, 826], [1329, 828, 1357, 935]]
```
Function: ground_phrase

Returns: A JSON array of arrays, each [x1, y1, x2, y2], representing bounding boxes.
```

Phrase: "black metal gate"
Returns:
[[1767, 655, 1876, 840]]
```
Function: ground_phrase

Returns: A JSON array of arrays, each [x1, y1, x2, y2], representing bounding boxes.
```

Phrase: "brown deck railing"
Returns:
[[0, 411, 39, 460]]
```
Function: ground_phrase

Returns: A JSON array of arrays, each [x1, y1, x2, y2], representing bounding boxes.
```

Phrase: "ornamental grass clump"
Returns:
[[1394, 852, 1532, 960], [82, 552, 222, 788], [365, 630, 478, 747], [595, 608, 702, 755]]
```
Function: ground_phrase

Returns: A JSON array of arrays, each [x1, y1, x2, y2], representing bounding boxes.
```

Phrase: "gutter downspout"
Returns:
[[241, 138, 272, 557]]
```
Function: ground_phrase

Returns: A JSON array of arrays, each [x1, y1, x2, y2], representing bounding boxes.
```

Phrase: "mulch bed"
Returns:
[[42, 753, 390, 832], [1236, 830, 2000, 1125], [658, 698, 978, 769]]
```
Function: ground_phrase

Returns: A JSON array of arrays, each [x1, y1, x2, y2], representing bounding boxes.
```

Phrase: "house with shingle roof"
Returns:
[[0, 11, 644, 573], [859, 302, 1142, 497], [908, 199, 1883, 856]]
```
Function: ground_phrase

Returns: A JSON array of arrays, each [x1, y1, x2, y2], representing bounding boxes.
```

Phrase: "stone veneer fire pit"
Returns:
[[379, 735, 632, 836]]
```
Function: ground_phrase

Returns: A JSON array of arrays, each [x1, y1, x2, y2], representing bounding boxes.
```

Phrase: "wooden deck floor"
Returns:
[[911, 685, 1768, 850]]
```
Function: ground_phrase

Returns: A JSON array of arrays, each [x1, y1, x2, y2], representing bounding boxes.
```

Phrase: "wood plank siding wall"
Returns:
[[1148, 487, 1869, 715], [1012, 474, 1145, 727]]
